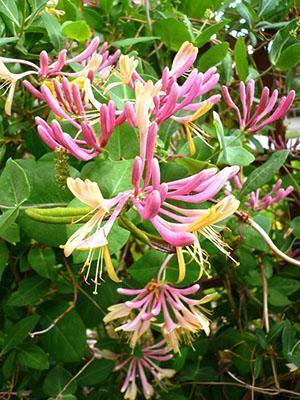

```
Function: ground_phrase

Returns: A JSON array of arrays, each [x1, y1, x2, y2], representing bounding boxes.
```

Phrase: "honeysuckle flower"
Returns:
[[62, 178, 130, 292], [170, 41, 198, 79], [105, 55, 139, 93], [35, 98, 125, 160], [104, 262, 216, 352], [244, 179, 293, 211], [64, 159, 239, 286], [1, 38, 120, 114], [135, 80, 162, 163], [173, 100, 216, 155], [114, 340, 175, 399], [131, 156, 240, 280], [222, 80, 295, 133], [0, 59, 39, 115]]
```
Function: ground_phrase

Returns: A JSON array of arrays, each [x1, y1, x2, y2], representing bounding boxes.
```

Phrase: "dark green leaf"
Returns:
[[0, 159, 30, 207], [17, 344, 49, 370], [234, 37, 249, 81], [198, 42, 229, 72]]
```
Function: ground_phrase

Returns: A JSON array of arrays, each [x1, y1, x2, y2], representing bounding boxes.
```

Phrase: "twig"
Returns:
[[259, 264, 270, 333], [54, 356, 95, 400], [238, 212, 300, 267], [29, 258, 77, 338]]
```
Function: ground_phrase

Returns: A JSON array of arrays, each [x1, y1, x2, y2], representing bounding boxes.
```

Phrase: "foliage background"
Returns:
[[0, 0, 299, 399]]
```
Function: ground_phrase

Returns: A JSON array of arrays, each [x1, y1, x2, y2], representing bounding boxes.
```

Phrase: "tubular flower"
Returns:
[[173, 100, 217, 155], [222, 80, 295, 133], [35, 98, 125, 160], [1, 37, 120, 114], [104, 269, 216, 352], [62, 178, 130, 292], [131, 156, 240, 281], [114, 340, 175, 400], [105, 55, 139, 92], [0, 59, 39, 115], [244, 179, 293, 211], [169, 41, 198, 79], [64, 159, 239, 287]]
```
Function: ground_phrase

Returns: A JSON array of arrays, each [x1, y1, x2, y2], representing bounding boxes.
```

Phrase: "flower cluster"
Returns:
[[6, 37, 294, 400]]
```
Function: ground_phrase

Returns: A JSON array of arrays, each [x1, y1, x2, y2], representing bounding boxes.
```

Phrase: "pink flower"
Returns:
[[61, 178, 131, 292], [35, 89, 126, 160], [222, 80, 295, 133], [104, 261, 216, 352], [244, 179, 293, 211], [64, 160, 239, 286], [131, 156, 240, 280], [114, 340, 175, 399], [1, 37, 120, 115]]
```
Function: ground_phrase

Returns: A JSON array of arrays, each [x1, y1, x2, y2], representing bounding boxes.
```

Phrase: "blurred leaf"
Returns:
[[112, 36, 159, 47], [77, 359, 114, 385], [41, 11, 65, 50], [7, 276, 49, 307], [17, 344, 49, 370], [1, 315, 40, 356], [269, 19, 297, 65], [28, 247, 56, 279], [234, 37, 249, 81], [43, 366, 77, 396], [62, 21, 91, 42], [153, 18, 192, 51], [194, 21, 226, 48], [0, 239, 8, 281], [42, 306, 86, 362], [291, 216, 300, 238], [276, 44, 300, 70], [198, 42, 229, 71], [0, 0, 19, 27], [239, 150, 289, 196], [259, 0, 281, 17]]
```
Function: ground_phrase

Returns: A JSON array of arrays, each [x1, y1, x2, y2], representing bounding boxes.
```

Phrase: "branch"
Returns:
[[238, 212, 300, 267]]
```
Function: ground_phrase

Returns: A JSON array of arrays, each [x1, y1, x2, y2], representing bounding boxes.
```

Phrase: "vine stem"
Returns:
[[28, 257, 77, 338], [237, 212, 300, 267]]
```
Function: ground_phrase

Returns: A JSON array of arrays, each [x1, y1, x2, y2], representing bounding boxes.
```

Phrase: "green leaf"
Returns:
[[112, 36, 159, 47], [28, 247, 56, 279], [81, 159, 133, 197], [128, 250, 201, 286], [198, 42, 229, 71], [175, 158, 213, 174], [0, 208, 19, 236], [269, 289, 291, 306], [0, 0, 19, 27], [259, 0, 281, 17], [77, 359, 114, 385], [276, 44, 300, 71], [153, 18, 192, 51], [62, 21, 91, 43], [105, 123, 139, 160], [17, 345, 49, 370], [282, 321, 296, 354], [41, 305, 86, 363], [1, 315, 40, 356], [7, 276, 49, 307], [239, 150, 289, 196], [269, 277, 300, 295], [57, 0, 79, 21], [234, 37, 249, 81], [269, 20, 297, 65], [43, 366, 77, 396], [0, 159, 30, 207], [0, 239, 8, 281], [0, 36, 18, 45], [194, 22, 227, 48], [41, 11, 65, 50], [291, 216, 300, 238]]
